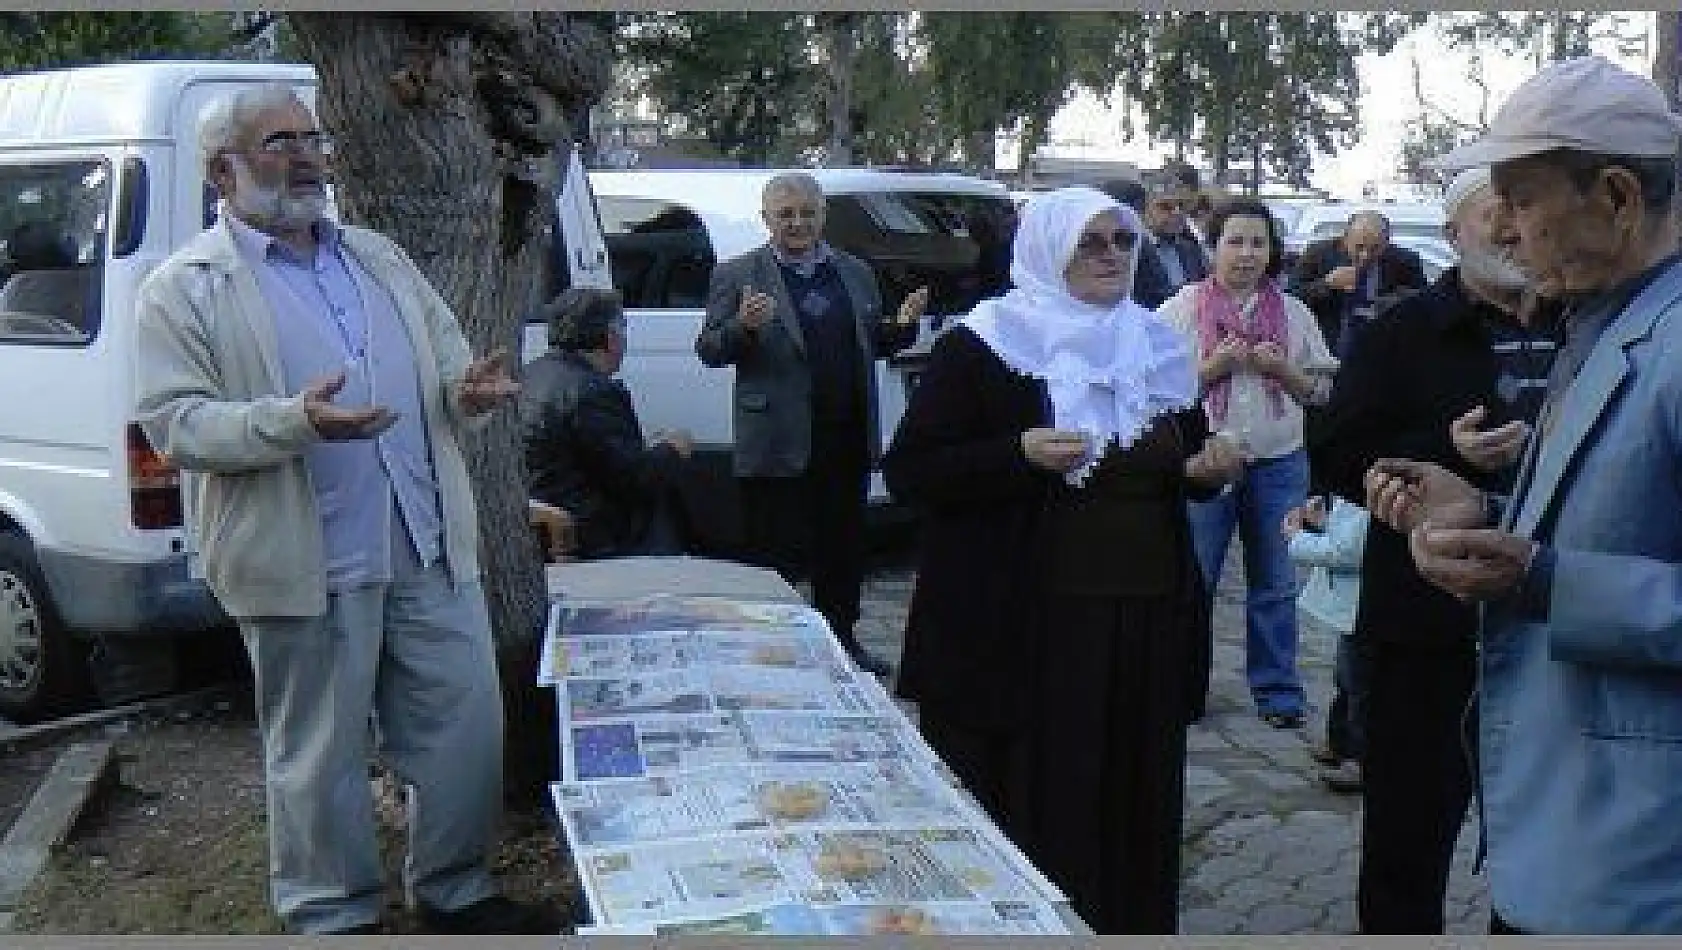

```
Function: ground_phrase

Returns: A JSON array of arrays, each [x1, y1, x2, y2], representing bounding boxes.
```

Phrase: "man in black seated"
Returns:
[[520, 287, 694, 559]]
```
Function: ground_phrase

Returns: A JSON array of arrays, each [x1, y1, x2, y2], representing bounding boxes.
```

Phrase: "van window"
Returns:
[[825, 191, 1015, 320], [597, 197, 715, 310], [0, 160, 109, 346]]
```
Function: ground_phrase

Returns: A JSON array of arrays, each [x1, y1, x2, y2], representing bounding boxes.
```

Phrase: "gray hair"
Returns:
[[762, 172, 823, 207], [198, 83, 312, 177], [540, 287, 626, 351], [1345, 210, 1391, 238]]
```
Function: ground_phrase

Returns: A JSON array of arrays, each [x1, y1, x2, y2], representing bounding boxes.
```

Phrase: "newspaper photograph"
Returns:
[[704, 664, 878, 714], [577, 825, 1060, 929], [577, 832, 792, 928], [561, 714, 748, 783], [553, 760, 976, 852], [544, 631, 695, 683], [629, 899, 1073, 935], [564, 670, 714, 722], [697, 630, 851, 673], [557, 595, 828, 638], [736, 711, 925, 766]]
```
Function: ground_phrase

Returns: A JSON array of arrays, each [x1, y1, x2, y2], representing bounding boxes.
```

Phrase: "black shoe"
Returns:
[[842, 641, 894, 678], [419, 895, 563, 935]]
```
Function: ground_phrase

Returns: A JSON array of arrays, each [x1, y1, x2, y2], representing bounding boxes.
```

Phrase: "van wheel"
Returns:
[[0, 531, 88, 723]]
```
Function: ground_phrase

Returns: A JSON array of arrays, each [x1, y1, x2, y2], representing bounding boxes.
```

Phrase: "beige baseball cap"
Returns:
[[1434, 55, 1682, 171]]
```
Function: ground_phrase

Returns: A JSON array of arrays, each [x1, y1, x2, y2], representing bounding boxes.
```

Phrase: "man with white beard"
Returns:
[[132, 85, 555, 935], [1306, 166, 1559, 934]]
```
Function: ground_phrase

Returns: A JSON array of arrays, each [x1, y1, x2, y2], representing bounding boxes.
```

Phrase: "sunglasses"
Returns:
[[254, 130, 335, 157], [1074, 228, 1139, 259]]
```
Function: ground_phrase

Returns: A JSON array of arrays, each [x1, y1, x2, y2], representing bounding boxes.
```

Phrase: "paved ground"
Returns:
[[849, 556, 1489, 936]]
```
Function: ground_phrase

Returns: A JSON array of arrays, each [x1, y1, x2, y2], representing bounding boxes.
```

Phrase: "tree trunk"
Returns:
[[287, 12, 610, 803], [964, 129, 995, 176], [822, 13, 857, 167], [1657, 11, 1682, 111]]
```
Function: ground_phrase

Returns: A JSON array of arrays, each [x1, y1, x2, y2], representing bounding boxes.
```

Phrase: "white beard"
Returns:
[[1459, 243, 1530, 291], [227, 155, 327, 231]]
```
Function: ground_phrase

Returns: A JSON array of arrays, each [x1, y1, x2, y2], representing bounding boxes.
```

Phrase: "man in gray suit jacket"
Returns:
[[1365, 56, 1682, 935], [695, 172, 927, 676]]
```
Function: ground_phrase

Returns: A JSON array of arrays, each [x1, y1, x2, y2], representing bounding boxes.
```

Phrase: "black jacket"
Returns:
[[519, 350, 682, 559], [882, 326, 1216, 729], [1309, 269, 1557, 647], [1292, 238, 1430, 355]]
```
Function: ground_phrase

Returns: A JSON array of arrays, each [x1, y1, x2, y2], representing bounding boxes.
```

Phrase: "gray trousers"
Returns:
[[238, 540, 504, 934]]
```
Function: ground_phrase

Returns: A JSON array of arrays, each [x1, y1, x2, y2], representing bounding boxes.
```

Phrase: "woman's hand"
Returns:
[[1020, 427, 1092, 474], [1249, 340, 1290, 380], [1185, 434, 1245, 488], [1203, 336, 1251, 381]]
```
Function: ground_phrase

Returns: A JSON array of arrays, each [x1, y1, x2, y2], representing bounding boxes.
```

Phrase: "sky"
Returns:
[[1019, 14, 1658, 200]]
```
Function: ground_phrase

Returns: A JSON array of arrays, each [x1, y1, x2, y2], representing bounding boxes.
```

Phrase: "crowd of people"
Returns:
[[129, 53, 1682, 936]]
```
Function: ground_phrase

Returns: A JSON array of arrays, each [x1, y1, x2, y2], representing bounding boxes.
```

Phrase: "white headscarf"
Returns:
[[961, 186, 1199, 485]]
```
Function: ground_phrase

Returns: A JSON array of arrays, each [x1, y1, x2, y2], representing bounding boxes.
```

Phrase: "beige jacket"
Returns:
[[133, 217, 486, 619]]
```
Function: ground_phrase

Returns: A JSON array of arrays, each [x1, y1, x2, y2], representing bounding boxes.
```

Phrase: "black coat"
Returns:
[[1309, 269, 1556, 648], [882, 326, 1214, 730], [1291, 238, 1430, 355], [519, 350, 682, 559]]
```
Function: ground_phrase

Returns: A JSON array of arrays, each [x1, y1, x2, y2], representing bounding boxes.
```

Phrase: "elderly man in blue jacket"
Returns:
[[1367, 56, 1682, 935]]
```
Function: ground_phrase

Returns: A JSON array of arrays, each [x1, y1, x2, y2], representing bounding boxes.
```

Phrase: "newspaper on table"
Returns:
[[540, 602, 842, 686], [581, 899, 1072, 936], [571, 824, 1069, 932], [551, 759, 979, 852], [560, 710, 935, 783]]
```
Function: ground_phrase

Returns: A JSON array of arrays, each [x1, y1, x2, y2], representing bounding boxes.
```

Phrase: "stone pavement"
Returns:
[[848, 558, 1489, 936]]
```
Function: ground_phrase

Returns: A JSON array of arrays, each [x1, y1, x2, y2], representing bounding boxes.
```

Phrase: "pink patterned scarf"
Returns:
[[1193, 277, 1288, 423]]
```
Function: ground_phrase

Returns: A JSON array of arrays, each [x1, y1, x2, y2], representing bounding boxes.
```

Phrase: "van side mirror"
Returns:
[[112, 157, 147, 258]]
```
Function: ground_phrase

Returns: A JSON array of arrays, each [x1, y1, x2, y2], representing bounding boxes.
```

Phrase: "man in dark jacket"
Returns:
[[1309, 168, 1559, 934], [1293, 211, 1430, 357], [1134, 178, 1209, 308], [521, 288, 693, 559], [696, 172, 927, 677]]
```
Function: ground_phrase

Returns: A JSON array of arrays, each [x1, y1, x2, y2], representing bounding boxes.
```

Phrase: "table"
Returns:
[[543, 555, 1094, 936]]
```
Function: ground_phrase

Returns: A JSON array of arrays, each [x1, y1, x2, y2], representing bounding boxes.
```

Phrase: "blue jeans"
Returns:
[[1188, 448, 1309, 716]]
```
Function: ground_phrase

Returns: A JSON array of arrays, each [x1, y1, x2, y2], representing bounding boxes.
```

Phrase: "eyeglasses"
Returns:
[[254, 130, 335, 157], [769, 206, 822, 222], [1074, 229, 1139, 259]]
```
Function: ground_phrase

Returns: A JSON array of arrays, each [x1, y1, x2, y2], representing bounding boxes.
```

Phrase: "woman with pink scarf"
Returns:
[[1158, 198, 1338, 730]]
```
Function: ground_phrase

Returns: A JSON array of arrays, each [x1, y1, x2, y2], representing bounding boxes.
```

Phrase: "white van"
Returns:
[[0, 61, 611, 721], [549, 168, 1016, 556]]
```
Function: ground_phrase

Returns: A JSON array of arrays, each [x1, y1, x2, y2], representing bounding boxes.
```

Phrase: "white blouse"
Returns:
[[1156, 282, 1338, 462]]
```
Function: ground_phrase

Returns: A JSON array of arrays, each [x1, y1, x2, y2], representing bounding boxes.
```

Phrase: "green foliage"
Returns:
[[1125, 13, 1373, 191], [0, 13, 239, 73], [617, 12, 1423, 179], [618, 12, 822, 166]]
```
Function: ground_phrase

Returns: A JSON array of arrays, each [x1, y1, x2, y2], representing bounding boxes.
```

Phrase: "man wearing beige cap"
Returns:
[[1364, 55, 1682, 934], [1311, 164, 1558, 934]]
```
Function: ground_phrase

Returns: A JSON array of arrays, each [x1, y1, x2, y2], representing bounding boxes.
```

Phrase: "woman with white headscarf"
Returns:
[[883, 187, 1242, 933]]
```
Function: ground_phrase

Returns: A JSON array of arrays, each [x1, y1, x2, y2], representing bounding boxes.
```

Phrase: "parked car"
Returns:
[[0, 61, 613, 722], [558, 167, 1018, 558]]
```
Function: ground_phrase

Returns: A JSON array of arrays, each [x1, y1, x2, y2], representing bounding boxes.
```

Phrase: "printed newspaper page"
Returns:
[[575, 824, 1064, 930], [552, 760, 978, 851]]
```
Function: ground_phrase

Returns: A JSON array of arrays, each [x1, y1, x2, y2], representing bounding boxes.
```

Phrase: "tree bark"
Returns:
[[822, 13, 857, 167], [287, 12, 611, 802], [1657, 11, 1681, 112]]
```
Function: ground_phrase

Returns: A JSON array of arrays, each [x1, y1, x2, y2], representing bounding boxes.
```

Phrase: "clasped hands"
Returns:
[[1364, 457, 1537, 602], [1020, 427, 1243, 489], [301, 348, 519, 441], [1205, 335, 1290, 382]]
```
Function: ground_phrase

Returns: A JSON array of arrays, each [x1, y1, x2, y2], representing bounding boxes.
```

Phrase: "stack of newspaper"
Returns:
[[539, 593, 1075, 936]]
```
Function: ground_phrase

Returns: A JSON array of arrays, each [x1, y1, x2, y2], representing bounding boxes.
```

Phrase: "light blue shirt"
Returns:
[[227, 213, 443, 590]]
